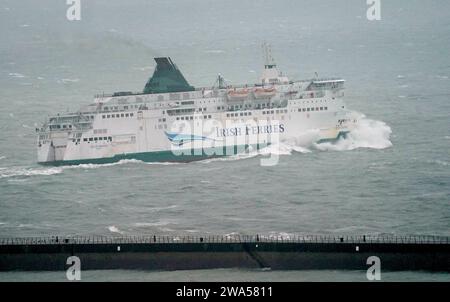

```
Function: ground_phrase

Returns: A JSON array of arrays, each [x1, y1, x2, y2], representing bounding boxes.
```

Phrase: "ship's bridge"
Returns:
[[307, 79, 345, 91]]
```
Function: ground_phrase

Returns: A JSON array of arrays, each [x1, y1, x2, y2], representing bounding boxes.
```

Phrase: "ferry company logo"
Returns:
[[166, 118, 284, 166], [165, 124, 285, 146], [164, 131, 219, 146]]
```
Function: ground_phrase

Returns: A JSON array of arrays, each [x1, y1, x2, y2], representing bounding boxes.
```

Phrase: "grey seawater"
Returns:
[[0, 0, 449, 281]]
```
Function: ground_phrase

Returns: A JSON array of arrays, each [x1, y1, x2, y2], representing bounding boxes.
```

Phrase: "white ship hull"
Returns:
[[36, 56, 358, 165]]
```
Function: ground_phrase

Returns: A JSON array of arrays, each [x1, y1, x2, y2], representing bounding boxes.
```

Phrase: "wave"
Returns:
[[63, 159, 143, 170], [0, 159, 185, 179], [203, 114, 392, 159], [8, 72, 25, 78], [57, 78, 80, 84], [427, 160, 449, 167], [107, 225, 124, 234], [314, 117, 392, 151], [0, 166, 63, 179]]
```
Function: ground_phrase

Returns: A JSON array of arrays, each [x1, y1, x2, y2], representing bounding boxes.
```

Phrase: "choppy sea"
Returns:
[[0, 0, 449, 281]]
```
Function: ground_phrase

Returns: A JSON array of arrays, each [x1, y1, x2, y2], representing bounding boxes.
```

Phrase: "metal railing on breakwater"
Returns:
[[0, 234, 448, 246]]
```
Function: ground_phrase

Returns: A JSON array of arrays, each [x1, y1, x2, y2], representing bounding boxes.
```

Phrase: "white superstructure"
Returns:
[[36, 49, 358, 165]]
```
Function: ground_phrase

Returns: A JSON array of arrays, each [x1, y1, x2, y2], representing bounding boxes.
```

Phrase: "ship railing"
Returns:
[[92, 78, 341, 102], [0, 235, 449, 246]]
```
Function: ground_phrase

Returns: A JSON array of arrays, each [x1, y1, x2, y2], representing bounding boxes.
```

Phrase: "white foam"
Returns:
[[428, 160, 449, 167], [58, 78, 80, 84], [8, 72, 25, 78], [145, 205, 178, 213], [107, 226, 123, 234], [62, 159, 143, 170], [0, 156, 5, 160], [0, 166, 63, 179], [314, 117, 392, 151]]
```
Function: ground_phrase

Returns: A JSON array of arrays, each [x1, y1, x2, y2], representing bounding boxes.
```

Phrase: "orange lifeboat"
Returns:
[[227, 88, 249, 101], [253, 87, 276, 98]]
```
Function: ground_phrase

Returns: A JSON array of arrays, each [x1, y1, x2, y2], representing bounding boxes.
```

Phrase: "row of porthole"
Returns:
[[298, 107, 328, 112], [102, 113, 134, 119]]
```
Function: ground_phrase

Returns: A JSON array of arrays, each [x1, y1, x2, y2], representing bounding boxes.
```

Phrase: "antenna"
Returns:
[[212, 73, 227, 89], [262, 42, 276, 68]]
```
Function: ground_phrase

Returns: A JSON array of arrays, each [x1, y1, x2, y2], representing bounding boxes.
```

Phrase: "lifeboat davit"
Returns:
[[227, 88, 249, 101], [253, 87, 277, 98]]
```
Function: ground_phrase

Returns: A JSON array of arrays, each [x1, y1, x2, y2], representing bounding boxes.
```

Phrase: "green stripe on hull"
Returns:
[[39, 144, 268, 166]]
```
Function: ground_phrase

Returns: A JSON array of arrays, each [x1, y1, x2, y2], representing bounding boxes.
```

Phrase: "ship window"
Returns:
[[226, 114, 230, 117], [298, 109, 301, 112], [107, 115, 110, 118], [320, 107, 323, 111], [325, 107, 328, 110], [302, 108, 306, 112], [83, 138, 87, 142], [102, 115, 105, 119], [181, 117, 184, 120], [176, 117, 179, 120], [307, 108, 310, 111], [104, 107, 108, 111], [248, 112, 252, 116], [124, 106, 128, 110], [208, 115, 211, 119], [130, 113, 134, 117], [163, 118, 166, 122], [109, 137, 112, 141], [271, 110, 274, 114], [94, 137, 98, 141], [121, 114, 124, 117], [89, 138, 93, 141], [125, 113, 129, 117], [99, 137, 102, 141], [189, 116, 193, 120], [311, 108, 315, 111], [316, 107, 319, 111], [240, 113, 243, 116]]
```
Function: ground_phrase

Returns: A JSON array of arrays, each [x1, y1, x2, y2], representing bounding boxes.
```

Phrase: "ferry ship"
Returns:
[[36, 45, 358, 165]]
